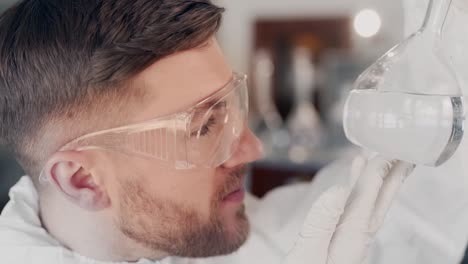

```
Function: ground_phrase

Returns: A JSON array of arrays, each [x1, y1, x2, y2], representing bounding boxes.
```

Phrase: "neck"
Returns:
[[38, 188, 165, 262]]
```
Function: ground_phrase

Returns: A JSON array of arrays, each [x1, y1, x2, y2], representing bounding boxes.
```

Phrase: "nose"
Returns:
[[222, 127, 264, 169]]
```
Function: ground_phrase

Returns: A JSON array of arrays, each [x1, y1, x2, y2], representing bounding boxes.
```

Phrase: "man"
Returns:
[[0, 0, 413, 263]]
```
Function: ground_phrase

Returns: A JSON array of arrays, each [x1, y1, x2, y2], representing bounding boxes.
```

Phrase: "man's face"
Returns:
[[96, 38, 263, 258]]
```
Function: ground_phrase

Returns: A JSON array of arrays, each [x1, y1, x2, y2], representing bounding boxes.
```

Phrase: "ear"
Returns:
[[42, 150, 111, 211]]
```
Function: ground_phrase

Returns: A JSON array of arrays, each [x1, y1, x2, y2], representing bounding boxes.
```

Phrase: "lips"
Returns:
[[220, 166, 247, 202], [222, 187, 245, 202]]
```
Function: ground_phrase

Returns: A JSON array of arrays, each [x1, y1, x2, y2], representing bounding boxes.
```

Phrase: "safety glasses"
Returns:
[[39, 73, 248, 182]]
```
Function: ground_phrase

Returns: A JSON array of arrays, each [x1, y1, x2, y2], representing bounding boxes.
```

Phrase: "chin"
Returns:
[[224, 204, 250, 245]]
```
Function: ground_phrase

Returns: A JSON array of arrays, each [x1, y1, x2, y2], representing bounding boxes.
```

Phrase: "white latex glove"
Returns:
[[283, 155, 415, 264]]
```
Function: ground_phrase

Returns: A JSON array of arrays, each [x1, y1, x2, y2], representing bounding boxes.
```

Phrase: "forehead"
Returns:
[[131, 38, 232, 122]]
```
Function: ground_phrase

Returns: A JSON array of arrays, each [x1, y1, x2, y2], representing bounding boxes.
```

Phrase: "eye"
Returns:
[[189, 99, 227, 138], [192, 117, 217, 137], [214, 100, 227, 111]]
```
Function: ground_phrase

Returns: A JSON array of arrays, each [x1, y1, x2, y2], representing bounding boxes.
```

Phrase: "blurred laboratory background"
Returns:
[[0, 0, 417, 210], [214, 0, 414, 197]]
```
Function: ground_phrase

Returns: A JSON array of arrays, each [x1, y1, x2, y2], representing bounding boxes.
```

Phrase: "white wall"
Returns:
[[214, 0, 405, 74]]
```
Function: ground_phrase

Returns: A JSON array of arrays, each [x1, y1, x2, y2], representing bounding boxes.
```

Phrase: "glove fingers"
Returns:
[[300, 186, 349, 237], [283, 186, 349, 264], [340, 156, 396, 225], [328, 158, 413, 264], [327, 230, 370, 264], [349, 155, 367, 188], [370, 161, 415, 230]]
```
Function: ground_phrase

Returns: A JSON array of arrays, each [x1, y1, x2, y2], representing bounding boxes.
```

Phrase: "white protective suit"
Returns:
[[369, 0, 468, 263]]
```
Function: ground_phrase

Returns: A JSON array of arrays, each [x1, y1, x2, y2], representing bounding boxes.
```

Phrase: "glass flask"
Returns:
[[252, 49, 291, 156], [343, 0, 465, 166], [253, 49, 283, 132], [287, 47, 323, 162]]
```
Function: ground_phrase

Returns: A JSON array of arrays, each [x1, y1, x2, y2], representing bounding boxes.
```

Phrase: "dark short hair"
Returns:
[[0, 0, 224, 181]]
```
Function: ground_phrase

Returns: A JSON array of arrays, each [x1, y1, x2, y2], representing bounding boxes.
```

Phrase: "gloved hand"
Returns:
[[283, 155, 415, 264]]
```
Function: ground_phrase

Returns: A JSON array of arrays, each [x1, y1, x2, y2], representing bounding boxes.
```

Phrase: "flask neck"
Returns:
[[422, 0, 453, 36]]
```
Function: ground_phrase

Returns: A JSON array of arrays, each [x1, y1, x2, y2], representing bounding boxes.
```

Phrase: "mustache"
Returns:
[[218, 165, 247, 199], [229, 165, 247, 179]]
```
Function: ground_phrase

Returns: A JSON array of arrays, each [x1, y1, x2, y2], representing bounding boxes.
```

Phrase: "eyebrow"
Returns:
[[189, 73, 234, 112]]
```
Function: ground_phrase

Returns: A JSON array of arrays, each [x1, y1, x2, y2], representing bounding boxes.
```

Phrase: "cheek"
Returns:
[[158, 169, 218, 216], [118, 156, 219, 215], [96, 152, 220, 218]]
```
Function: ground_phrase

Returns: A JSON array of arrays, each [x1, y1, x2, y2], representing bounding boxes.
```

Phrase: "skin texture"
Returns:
[[39, 38, 264, 262]]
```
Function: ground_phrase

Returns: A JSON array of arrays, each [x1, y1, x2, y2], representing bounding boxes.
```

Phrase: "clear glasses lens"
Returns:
[[187, 75, 247, 167]]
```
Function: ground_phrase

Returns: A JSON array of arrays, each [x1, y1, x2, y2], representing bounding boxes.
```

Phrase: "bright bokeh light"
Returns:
[[353, 9, 382, 38]]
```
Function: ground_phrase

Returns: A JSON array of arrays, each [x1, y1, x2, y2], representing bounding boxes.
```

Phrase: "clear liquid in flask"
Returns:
[[343, 90, 464, 166]]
